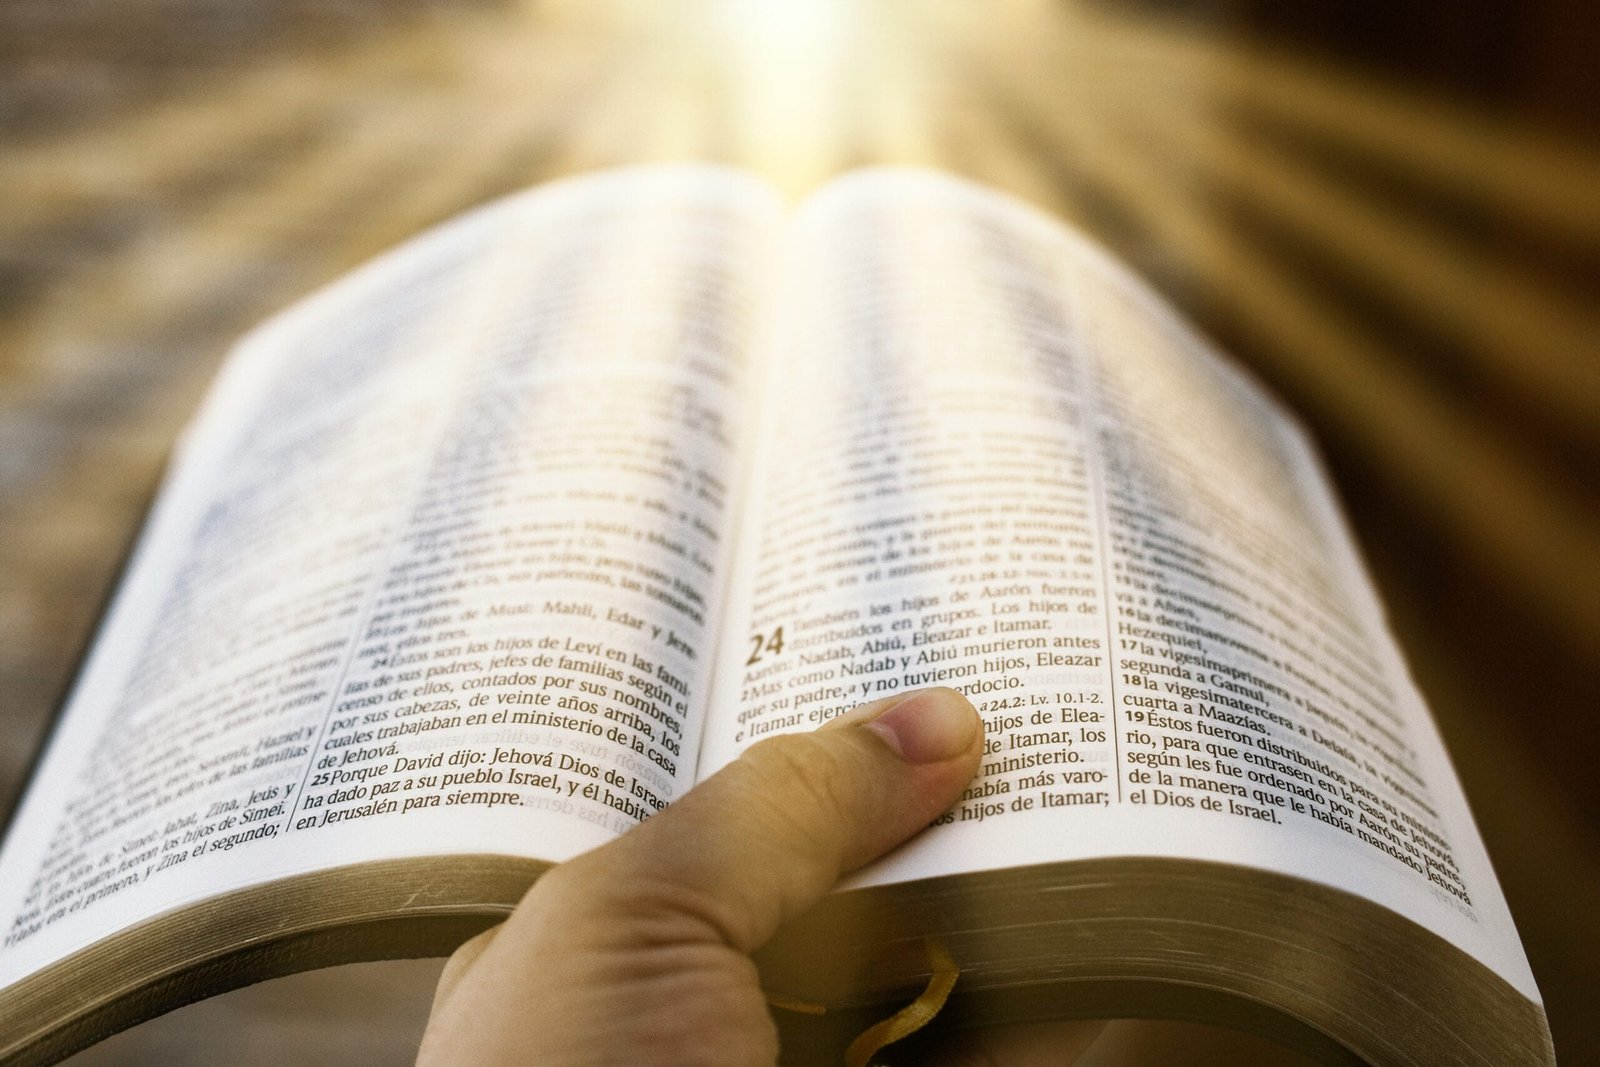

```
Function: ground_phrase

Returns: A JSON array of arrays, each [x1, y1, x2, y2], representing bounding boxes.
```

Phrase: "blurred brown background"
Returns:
[[0, 0, 1594, 1062]]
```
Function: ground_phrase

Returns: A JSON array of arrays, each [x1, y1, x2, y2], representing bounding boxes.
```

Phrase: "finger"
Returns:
[[429, 924, 500, 1016], [542, 686, 982, 954]]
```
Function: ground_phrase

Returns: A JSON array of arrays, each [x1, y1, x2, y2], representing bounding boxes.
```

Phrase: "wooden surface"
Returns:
[[0, 0, 1594, 1062]]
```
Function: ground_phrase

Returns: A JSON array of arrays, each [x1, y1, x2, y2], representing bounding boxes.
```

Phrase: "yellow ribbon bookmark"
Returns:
[[764, 992, 828, 1016], [843, 939, 960, 1067]]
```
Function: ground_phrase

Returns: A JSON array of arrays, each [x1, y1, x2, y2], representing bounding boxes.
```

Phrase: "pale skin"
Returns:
[[417, 687, 1316, 1065]]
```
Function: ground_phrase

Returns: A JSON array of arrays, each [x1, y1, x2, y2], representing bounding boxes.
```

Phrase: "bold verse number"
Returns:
[[745, 626, 785, 666]]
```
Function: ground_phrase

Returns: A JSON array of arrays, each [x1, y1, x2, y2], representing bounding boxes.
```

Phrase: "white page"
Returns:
[[702, 169, 1539, 1001], [0, 166, 783, 986]]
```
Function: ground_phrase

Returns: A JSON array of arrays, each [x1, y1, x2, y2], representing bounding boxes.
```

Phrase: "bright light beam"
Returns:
[[713, 0, 855, 193]]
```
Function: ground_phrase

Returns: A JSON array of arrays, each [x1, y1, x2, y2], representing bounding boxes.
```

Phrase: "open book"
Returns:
[[0, 166, 1552, 1065]]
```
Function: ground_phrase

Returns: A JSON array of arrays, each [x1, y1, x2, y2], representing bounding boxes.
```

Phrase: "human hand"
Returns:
[[417, 686, 985, 1066], [416, 685, 1316, 1066]]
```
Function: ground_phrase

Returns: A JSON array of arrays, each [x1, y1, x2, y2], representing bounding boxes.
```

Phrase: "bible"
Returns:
[[0, 166, 1553, 1065]]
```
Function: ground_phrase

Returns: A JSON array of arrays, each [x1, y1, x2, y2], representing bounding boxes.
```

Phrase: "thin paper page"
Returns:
[[703, 169, 1537, 1000], [0, 167, 782, 986]]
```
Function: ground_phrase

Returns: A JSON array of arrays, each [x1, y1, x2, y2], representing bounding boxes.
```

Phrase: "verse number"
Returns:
[[746, 626, 786, 666]]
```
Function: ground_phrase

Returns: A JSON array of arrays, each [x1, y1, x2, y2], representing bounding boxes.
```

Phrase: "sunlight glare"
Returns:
[[713, 0, 856, 194]]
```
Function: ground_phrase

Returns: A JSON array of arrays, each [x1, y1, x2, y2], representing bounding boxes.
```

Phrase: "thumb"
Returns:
[[421, 687, 981, 1065], [573, 685, 984, 953]]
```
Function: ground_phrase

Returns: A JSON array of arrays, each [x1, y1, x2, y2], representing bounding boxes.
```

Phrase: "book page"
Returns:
[[0, 166, 782, 985], [702, 169, 1538, 1000]]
